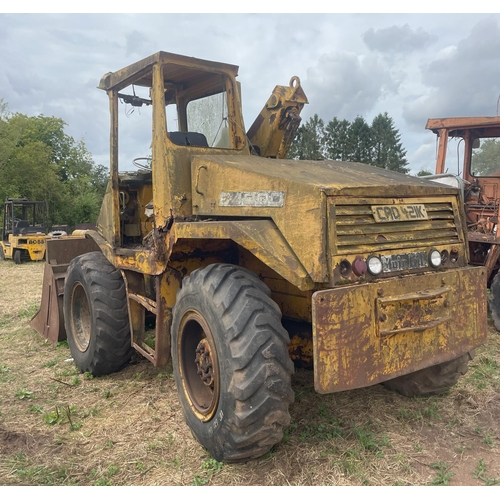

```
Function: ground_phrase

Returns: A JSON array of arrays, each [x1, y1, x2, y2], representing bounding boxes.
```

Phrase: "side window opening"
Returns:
[[470, 137, 500, 177]]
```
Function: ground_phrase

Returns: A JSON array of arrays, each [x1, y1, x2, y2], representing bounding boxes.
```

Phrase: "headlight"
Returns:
[[429, 249, 442, 267], [367, 255, 383, 275]]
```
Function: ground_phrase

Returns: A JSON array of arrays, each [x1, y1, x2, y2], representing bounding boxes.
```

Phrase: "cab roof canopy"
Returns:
[[426, 116, 500, 139], [98, 51, 240, 99]]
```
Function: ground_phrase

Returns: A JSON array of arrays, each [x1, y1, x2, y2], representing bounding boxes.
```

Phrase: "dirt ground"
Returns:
[[0, 260, 499, 487]]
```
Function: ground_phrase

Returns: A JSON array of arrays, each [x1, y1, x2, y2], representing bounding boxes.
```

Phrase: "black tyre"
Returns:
[[63, 251, 132, 376], [489, 271, 500, 331], [382, 352, 473, 397], [171, 263, 294, 462], [0, 245, 4, 260], [13, 249, 21, 265]]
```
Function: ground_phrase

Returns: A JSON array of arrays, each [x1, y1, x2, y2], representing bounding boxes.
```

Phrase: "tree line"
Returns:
[[287, 112, 410, 174], [0, 99, 107, 231]]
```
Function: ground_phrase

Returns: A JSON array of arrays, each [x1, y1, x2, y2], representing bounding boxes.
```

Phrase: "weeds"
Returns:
[[353, 424, 389, 452], [12, 464, 73, 485], [42, 405, 81, 430], [473, 459, 500, 485], [191, 457, 224, 486], [14, 388, 34, 400], [467, 356, 500, 390], [430, 461, 454, 485], [1, 364, 11, 382]]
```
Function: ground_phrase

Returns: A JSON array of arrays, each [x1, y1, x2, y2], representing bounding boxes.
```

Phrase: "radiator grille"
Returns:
[[334, 201, 460, 254]]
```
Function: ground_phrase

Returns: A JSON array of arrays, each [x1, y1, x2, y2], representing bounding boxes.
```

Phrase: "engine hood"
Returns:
[[191, 155, 459, 198], [190, 155, 462, 283]]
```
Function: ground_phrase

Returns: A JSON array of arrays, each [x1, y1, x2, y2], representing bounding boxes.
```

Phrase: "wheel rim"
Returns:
[[178, 310, 219, 422], [70, 282, 91, 352]]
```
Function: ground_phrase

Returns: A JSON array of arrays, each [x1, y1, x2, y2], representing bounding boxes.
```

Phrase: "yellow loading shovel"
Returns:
[[30, 237, 99, 344]]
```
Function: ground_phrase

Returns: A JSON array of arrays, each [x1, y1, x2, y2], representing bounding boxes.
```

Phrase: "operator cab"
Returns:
[[97, 52, 250, 248], [2, 198, 46, 241], [101, 52, 247, 172]]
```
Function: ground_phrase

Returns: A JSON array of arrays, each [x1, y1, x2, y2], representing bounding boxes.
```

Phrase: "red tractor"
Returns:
[[426, 116, 500, 329]]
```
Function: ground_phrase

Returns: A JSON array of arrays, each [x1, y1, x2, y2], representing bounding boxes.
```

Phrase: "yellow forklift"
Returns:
[[0, 198, 47, 264]]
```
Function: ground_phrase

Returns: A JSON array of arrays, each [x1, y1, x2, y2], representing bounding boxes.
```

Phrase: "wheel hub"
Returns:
[[195, 338, 214, 388], [178, 311, 219, 420]]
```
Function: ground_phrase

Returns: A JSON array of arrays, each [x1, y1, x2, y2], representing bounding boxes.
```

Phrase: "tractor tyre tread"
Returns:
[[172, 263, 294, 462], [64, 251, 132, 376], [382, 352, 473, 397]]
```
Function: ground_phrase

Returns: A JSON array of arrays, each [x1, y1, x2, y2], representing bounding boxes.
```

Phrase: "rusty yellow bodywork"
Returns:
[[312, 266, 486, 393], [30, 51, 487, 394]]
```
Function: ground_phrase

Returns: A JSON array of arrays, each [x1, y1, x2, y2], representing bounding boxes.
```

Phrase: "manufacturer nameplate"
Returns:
[[219, 191, 285, 207]]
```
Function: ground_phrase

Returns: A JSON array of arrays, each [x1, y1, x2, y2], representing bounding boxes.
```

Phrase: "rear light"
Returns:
[[339, 259, 351, 277], [352, 257, 367, 276]]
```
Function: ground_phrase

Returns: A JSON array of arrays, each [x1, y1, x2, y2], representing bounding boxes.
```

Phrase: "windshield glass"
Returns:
[[186, 91, 230, 148]]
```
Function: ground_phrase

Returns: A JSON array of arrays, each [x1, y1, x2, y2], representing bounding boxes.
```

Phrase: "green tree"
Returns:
[[290, 111, 409, 174], [346, 116, 372, 164], [0, 99, 23, 170], [471, 138, 500, 176], [287, 114, 325, 160], [416, 169, 433, 177], [324, 117, 350, 161], [370, 112, 409, 173], [0, 104, 106, 229]]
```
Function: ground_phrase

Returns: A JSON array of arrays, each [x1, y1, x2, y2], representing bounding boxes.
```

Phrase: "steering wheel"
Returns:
[[133, 157, 152, 170]]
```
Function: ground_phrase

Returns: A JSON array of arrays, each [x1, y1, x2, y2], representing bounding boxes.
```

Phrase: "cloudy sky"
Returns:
[[2, 8, 500, 175]]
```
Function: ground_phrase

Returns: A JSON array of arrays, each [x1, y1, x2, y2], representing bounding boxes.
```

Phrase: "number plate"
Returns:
[[381, 251, 427, 273], [372, 204, 428, 222]]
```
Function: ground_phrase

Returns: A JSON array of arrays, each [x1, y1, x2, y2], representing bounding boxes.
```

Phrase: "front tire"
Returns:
[[13, 249, 21, 264], [382, 352, 473, 397], [171, 263, 294, 462], [63, 251, 132, 376]]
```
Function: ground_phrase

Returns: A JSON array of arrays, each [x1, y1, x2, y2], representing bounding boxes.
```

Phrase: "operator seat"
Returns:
[[168, 131, 209, 147]]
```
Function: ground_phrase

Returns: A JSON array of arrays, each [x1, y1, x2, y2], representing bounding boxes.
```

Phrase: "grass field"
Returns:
[[1, 260, 499, 486]]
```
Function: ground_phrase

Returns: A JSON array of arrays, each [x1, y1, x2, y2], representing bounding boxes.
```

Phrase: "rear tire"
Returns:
[[63, 251, 132, 376], [489, 271, 500, 331], [382, 352, 473, 397], [13, 249, 21, 264], [0, 246, 4, 260], [171, 263, 294, 462]]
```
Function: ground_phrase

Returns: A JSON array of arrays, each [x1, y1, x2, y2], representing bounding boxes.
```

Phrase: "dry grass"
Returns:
[[1, 260, 499, 486]]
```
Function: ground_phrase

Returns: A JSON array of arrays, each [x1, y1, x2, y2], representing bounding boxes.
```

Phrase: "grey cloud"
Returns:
[[403, 17, 500, 128], [363, 24, 437, 54], [126, 30, 150, 57], [304, 51, 400, 121]]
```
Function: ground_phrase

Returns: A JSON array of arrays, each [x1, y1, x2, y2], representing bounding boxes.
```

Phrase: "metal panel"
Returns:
[[312, 266, 487, 394]]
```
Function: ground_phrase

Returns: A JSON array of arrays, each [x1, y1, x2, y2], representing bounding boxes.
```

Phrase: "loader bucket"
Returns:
[[30, 237, 99, 344]]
